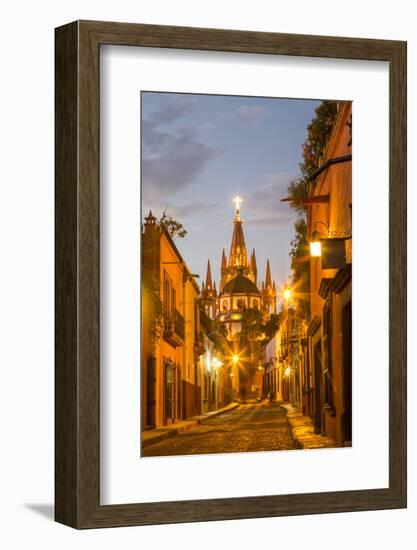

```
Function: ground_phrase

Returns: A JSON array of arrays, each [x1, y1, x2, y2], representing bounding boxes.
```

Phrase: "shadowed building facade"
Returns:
[[306, 101, 352, 446]]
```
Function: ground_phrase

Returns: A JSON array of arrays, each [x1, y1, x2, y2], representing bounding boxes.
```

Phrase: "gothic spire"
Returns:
[[229, 201, 248, 270], [249, 248, 258, 286], [265, 259, 272, 288], [221, 248, 227, 267], [205, 260, 213, 289], [251, 248, 257, 270]]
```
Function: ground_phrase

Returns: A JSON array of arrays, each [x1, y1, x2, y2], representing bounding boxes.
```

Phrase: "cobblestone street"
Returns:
[[143, 402, 296, 457]]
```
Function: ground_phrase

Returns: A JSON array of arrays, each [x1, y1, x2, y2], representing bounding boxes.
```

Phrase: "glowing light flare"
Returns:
[[211, 357, 223, 369], [232, 354, 240, 365], [309, 231, 322, 257], [284, 367, 292, 377], [283, 287, 293, 302], [310, 240, 322, 257], [233, 195, 243, 211]]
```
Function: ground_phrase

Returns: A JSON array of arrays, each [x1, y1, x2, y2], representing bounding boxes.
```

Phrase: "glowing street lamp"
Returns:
[[309, 231, 322, 257], [283, 285, 293, 303], [232, 354, 239, 365], [212, 357, 223, 369]]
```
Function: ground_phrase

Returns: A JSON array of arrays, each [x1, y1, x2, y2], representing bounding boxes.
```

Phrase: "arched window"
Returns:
[[237, 298, 245, 309], [222, 300, 229, 311], [253, 299, 259, 309]]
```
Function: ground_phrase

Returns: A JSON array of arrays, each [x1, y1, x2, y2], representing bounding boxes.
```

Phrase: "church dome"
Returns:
[[222, 274, 260, 295]]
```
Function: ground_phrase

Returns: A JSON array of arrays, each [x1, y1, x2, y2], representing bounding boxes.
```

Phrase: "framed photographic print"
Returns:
[[55, 20, 406, 528]]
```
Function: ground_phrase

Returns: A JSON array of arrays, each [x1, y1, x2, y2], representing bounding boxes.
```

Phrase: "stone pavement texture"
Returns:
[[142, 401, 296, 457], [141, 402, 239, 449]]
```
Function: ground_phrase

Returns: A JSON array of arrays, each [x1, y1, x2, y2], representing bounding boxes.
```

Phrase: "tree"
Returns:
[[160, 210, 187, 239], [240, 308, 264, 342], [263, 313, 280, 340]]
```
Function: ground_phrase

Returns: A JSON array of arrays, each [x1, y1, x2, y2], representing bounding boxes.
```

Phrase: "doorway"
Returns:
[[342, 300, 352, 444], [164, 361, 175, 424], [146, 356, 156, 427]]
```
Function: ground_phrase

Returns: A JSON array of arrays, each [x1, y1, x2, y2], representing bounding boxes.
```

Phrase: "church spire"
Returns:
[[221, 248, 227, 268], [205, 260, 213, 289], [229, 197, 248, 270], [250, 248, 258, 285], [265, 259, 272, 288], [220, 248, 228, 292]]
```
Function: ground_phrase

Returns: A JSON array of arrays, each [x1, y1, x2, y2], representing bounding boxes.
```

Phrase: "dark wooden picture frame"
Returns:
[[55, 20, 407, 529]]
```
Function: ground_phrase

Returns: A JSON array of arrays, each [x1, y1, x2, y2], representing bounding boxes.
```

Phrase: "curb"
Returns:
[[142, 428, 180, 449], [142, 420, 199, 449], [197, 402, 240, 424], [285, 414, 338, 449]]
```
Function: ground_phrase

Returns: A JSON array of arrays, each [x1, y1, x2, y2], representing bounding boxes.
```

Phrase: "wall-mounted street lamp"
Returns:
[[308, 222, 351, 268], [309, 231, 322, 257]]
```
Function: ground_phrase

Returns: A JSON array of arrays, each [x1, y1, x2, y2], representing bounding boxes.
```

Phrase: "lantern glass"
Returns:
[[310, 240, 322, 257]]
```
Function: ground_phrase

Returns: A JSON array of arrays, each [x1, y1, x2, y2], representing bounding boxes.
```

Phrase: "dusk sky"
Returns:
[[141, 91, 320, 295]]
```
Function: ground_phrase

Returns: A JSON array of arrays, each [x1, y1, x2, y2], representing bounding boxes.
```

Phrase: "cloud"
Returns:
[[244, 173, 297, 226], [141, 121, 221, 204], [234, 105, 268, 126], [200, 122, 215, 132], [168, 201, 219, 219], [148, 94, 197, 123]]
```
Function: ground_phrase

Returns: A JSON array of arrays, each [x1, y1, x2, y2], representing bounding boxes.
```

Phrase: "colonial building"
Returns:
[[200, 197, 277, 339], [141, 210, 232, 431], [141, 211, 203, 428], [305, 101, 352, 446]]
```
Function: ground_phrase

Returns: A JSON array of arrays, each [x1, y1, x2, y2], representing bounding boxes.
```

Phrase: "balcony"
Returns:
[[163, 309, 185, 348]]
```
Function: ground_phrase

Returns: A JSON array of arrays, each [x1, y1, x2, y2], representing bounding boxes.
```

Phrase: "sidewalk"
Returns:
[[281, 403, 337, 449], [141, 401, 239, 449]]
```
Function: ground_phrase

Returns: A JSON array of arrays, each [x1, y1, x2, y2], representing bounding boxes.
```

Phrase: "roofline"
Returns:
[[159, 225, 200, 292]]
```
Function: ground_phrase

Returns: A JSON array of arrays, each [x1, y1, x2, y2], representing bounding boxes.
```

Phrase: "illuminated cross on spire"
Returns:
[[233, 195, 243, 212]]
